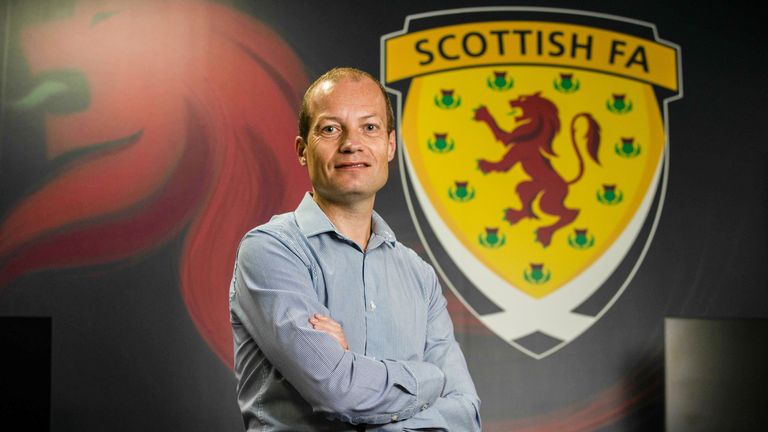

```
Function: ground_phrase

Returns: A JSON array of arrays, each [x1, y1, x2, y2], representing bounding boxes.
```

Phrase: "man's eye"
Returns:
[[322, 126, 338, 133], [365, 124, 378, 131]]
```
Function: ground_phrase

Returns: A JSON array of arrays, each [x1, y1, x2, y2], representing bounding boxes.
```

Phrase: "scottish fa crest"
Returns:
[[381, 8, 681, 359]]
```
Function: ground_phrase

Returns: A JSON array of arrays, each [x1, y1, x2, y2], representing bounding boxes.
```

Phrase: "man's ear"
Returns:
[[295, 136, 307, 166], [387, 130, 396, 162]]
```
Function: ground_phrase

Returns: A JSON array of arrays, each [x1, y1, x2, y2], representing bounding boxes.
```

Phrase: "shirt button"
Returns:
[[391, 415, 398, 421], [370, 300, 377, 311], [422, 404, 429, 410]]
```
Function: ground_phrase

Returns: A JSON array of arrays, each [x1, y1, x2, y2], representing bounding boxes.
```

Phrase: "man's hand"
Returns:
[[310, 314, 349, 351]]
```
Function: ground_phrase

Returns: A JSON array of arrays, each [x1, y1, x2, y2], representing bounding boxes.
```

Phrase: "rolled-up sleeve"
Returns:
[[230, 230, 445, 425]]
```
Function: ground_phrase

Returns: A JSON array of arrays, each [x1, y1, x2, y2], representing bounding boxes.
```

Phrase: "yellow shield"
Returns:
[[383, 9, 680, 358], [402, 66, 663, 297]]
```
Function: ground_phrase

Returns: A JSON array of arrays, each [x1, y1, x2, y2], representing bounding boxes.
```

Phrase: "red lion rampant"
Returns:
[[0, 0, 308, 365], [474, 92, 601, 247]]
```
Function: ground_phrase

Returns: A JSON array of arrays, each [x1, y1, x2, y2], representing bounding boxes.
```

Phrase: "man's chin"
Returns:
[[314, 187, 380, 207]]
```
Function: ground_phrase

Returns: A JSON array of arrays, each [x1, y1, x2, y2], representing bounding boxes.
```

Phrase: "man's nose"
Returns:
[[339, 130, 363, 152]]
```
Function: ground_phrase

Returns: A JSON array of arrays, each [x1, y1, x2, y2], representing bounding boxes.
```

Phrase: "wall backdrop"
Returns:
[[1, 1, 766, 431]]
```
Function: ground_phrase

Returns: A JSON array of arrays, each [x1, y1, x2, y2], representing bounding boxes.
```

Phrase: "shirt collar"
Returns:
[[294, 192, 397, 247], [295, 193, 336, 237], [370, 209, 397, 247]]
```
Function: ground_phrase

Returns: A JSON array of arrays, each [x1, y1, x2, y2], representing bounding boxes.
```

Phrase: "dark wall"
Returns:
[[0, 1, 765, 431]]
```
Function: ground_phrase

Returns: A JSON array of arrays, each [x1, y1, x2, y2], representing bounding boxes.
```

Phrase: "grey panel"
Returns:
[[665, 318, 768, 432]]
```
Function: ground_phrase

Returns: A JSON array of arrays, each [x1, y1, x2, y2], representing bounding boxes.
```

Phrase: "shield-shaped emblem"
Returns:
[[382, 8, 681, 358]]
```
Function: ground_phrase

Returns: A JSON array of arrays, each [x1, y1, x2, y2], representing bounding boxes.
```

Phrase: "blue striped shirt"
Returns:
[[230, 193, 481, 431]]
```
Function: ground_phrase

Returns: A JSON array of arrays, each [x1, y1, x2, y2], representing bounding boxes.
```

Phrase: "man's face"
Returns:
[[296, 77, 396, 206]]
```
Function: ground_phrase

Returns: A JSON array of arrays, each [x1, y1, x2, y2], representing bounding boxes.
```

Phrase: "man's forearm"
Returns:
[[324, 355, 446, 425], [310, 322, 479, 430]]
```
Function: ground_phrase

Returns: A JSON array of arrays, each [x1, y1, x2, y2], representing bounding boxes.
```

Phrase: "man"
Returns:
[[229, 67, 481, 431]]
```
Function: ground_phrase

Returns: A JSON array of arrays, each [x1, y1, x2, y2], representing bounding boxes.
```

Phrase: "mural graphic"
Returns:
[[382, 8, 681, 359], [0, 0, 309, 365], [2, 1, 766, 431]]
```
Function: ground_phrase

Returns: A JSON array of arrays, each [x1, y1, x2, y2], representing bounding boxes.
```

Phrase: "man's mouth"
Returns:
[[335, 162, 370, 169]]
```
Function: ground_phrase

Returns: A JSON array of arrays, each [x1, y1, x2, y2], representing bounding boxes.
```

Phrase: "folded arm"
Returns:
[[311, 265, 482, 431], [230, 231, 445, 425]]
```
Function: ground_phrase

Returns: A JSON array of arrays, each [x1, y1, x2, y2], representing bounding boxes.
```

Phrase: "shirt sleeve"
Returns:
[[230, 230, 445, 425], [401, 265, 482, 431]]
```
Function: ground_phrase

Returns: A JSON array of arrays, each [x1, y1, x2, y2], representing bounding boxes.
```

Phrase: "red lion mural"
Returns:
[[0, 0, 308, 365], [474, 92, 601, 247]]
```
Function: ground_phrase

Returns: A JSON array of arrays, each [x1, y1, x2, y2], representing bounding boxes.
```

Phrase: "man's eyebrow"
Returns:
[[313, 115, 342, 125], [314, 114, 381, 125]]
